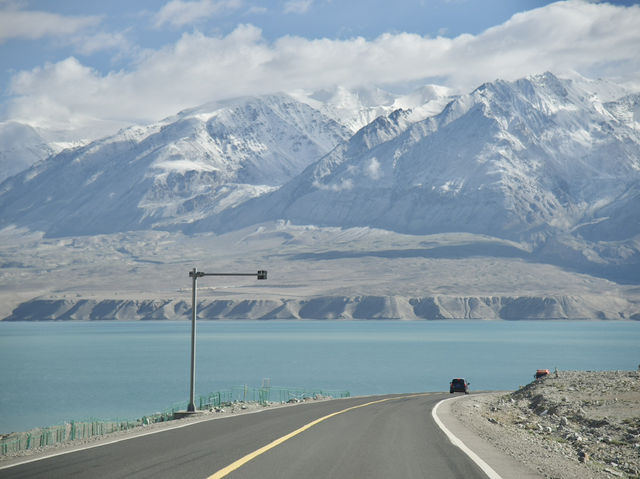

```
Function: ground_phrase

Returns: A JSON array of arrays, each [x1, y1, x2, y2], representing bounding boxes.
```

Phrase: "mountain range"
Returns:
[[203, 73, 640, 281], [0, 72, 638, 320]]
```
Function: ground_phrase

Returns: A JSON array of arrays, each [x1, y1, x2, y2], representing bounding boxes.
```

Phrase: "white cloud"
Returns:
[[313, 178, 354, 191], [0, 7, 100, 43], [283, 0, 313, 14], [365, 158, 382, 180], [153, 0, 243, 28], [4, 0, 640, 139]]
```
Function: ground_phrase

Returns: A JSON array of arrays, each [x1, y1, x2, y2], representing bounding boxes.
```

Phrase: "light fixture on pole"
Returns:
[[186, 267, 267, 412]]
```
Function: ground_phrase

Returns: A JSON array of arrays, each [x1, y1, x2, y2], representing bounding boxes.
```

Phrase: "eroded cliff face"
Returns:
[[5, 294, 636, 321]]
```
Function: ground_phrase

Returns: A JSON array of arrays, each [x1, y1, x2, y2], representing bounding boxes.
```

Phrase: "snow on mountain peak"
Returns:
[[204, 72, 640, 262]]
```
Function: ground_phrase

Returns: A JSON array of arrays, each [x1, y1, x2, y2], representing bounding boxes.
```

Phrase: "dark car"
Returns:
[[449, 378, 469, 394]]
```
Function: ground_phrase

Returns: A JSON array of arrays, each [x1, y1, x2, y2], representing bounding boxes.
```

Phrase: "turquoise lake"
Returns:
[[1, 320, 639, 434]]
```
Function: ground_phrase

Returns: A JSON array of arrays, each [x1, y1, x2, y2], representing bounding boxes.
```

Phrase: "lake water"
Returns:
[[1, 320, 639, 434]]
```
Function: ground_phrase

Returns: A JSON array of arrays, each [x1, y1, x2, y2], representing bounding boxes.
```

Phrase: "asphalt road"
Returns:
[[1, 393, 489, 479]]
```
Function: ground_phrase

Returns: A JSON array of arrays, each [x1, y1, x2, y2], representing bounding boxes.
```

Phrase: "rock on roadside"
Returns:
[[452, 370, 640, 479]]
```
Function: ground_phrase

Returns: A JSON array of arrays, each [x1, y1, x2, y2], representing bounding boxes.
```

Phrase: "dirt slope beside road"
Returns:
[[452, 371, 640, 478]]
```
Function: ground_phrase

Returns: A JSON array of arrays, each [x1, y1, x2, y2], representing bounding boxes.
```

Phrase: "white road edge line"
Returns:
[[432, 397, 503, 479]]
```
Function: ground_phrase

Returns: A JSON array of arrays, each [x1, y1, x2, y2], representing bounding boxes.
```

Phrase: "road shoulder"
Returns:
[[448, 372, 640, 479], [435, 393, 543, 478]]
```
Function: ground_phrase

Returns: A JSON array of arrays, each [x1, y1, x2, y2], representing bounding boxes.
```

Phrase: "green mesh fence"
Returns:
[[0, 386, 349, 456], [197, 386, 350, 409]]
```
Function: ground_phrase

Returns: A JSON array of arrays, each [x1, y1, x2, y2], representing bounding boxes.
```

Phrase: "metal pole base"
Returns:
[[187, 402, 196, 412]]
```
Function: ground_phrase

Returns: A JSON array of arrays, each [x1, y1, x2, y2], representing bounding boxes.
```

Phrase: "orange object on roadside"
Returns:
[[535, 369, 550, 379]]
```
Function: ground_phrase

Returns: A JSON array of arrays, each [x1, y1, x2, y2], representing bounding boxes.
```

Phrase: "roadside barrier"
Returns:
[[0, 386, 350, 456], [196, 385, 350, 409]]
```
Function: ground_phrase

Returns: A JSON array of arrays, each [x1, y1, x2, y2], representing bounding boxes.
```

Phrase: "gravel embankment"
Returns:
[[452, 370, 640, 479]]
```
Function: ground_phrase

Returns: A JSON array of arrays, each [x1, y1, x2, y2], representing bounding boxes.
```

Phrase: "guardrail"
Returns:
[[0, 386, 350, 456]]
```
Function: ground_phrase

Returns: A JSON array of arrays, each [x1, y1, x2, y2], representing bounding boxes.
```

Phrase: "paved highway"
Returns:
[[1, 393, 489, 479]]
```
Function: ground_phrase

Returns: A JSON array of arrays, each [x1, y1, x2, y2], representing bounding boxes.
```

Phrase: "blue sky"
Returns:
[[1, 0, 639, 139]]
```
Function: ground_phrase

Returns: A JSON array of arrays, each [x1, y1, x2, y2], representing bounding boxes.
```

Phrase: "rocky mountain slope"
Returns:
[[0, 222, 636, 321]]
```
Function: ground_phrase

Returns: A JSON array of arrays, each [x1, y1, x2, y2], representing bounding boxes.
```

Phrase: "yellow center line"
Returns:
[[207, 393, 431, 479]]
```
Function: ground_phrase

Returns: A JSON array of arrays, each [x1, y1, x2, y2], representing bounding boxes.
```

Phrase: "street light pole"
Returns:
[[188, 267, 200, 412], [186, 267, 267, 413]]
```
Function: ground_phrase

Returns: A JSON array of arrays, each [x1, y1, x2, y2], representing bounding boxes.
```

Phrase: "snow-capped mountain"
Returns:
[[189, 73, 640, 283], [0, 94, 350, 236], [1, 73, 639, 320], [206, 74, 640, 243], [0, 121, 55, 183]]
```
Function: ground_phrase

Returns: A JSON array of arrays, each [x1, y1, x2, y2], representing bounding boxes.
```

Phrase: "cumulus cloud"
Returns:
[[0, 7, 100, 43], [153, 0, 243, 28], [7, 58, 132, 137], [313, 178, 354, 191], [5, 0, 640, 139]]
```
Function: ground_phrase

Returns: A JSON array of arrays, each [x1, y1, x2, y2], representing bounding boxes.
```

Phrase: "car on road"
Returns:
[[449, 378, 469, 394]]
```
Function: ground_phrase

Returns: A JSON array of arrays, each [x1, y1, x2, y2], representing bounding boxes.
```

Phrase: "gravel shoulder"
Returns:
[[451, 371, 640, 479]]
